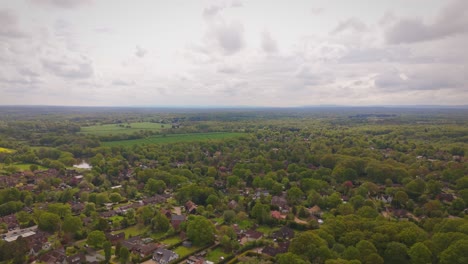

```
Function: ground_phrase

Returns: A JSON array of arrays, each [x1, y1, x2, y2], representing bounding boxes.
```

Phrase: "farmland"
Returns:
[[102, 132, 247, 147], [80, 122, 165, 136]]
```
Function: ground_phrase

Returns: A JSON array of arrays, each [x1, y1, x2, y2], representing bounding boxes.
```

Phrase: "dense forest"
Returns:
[[0, 106, 467, 264]]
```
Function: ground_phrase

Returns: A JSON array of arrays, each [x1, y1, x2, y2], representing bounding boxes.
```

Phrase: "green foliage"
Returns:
[[87, 230, 106, 248], [187, 216, 216, 246], [289, 231, 333, 263], [103, 132, 246, 147], [439, 239, 468, 264], [37, 211, 61, 232], [408, 242, 432, 264], [151, 211, 170, 233]]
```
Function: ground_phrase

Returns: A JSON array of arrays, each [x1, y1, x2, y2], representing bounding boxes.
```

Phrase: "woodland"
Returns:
[[0, 106, 467, 264]]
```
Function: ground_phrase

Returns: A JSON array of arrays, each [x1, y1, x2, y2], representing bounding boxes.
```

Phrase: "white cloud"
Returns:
[[385, 0, 468, 43], [0, 0, 467, 106]]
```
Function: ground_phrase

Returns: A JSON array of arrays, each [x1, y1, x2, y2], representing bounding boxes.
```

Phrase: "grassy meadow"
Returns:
[[102, 132, 246, 147], [80, 122, 165, 136]]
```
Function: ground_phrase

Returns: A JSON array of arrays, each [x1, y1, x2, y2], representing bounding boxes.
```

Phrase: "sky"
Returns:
[[0, 0, 467, 107]]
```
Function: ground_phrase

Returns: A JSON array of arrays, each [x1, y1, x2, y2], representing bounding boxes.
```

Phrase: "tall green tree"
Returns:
[[187, 216, 216, 246]]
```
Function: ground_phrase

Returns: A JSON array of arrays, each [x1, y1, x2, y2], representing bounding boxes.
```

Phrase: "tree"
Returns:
[[384, 242, 409, 264], [439, 240, 468, 264], [151, 211, 170, 233], [109, 193, 122, 203], [287, 187, 304, 205], [356, 240, 377, 261], [276, 252, 311, 264], [408, 242, 431, 264], [394, 191, 409, 208], [103, 241, 112, 263], [289, 231, 333, 263], [187, 216, 216, 246], [223, 210, 236, 223], [87, 230, 106, 248], [120, 247, 129, 264], [357, 206, 378, 218], [63, 216, 82, 236], [38, 212, 61, 232], [47, 203, 71, 218], [145, 178, 166, 195]]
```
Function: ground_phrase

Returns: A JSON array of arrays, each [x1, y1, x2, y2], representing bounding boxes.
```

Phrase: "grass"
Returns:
[[160, 236, 182, 247], [173, 245, 201, 258], [12, 163, 47, 170], [120, 224, 148, 238], [256, 225, 276, 235], [80, 122, 165, 136], [103, 132, 246, 147], [206, 247, 231, 263], [0, 147, 14, 153], [237, 219, 254, 230]]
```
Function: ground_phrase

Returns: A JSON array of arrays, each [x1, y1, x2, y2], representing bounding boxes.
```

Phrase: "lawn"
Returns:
[[80, 122, 165, 136], [160, 236, 182, 247], [206, 247, 231, 263], [103, 132, 246, 147], [256, 225, 277, 235], [173, 245, 202, 258], [11, 163, 47, 171], [120, 224, 149, 238], [237, 219, 254, 230]]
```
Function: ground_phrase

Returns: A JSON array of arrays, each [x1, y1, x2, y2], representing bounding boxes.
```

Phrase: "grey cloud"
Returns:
[[41, 57, 94, 79], [213, 20, 245, 55], [331, 18, 367, 35], [310, 8, 324, 15], [112, 80, 134, 86], [135, 46, 147, 58], [261, 31, 278, 53], [30, 0, 92, 9], [203, 5, 224, 19], [295, 65, 326, 86], [231, 0, 243, 8], [54, 19, 72, 37], [218, 64, 241, 74], [374, 67, 464, 91], [0, 9, 27, 38], [17, 67, 40, 77], [386, 0, 468, 43]]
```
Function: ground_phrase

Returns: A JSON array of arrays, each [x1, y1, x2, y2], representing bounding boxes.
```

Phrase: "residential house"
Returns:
[[271, 195, 289, 213], [270, 211, 286, 220], [0, 214, 19, 230], [121, 236, 159, 258], [152, 248, 179, 264], [106, 232, 125, 245], [261, 242, 289, 257], [171, 214, 186, 229], [272, 226, 294, 240], [186, 256, 205, 264], [241, 229, 263, 244], [66, 253, 86, 264], [143, 195, 167, 205], [228, 200, 238, 210], [185, 200, 197, 214]]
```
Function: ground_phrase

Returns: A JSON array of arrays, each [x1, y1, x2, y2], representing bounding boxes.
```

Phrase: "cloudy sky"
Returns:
[[0, 0, 467, 107]]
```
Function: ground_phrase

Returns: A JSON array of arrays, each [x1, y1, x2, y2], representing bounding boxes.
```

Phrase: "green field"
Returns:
[[103, 132, 246, 147], [206, 247, 232, 263], [173, 245, 202, 258], [80, 122, 165, 136]]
